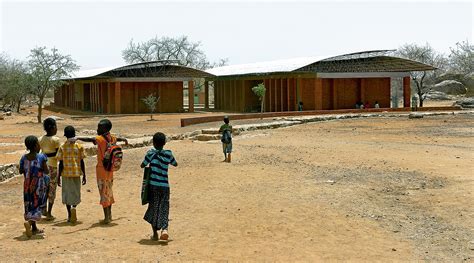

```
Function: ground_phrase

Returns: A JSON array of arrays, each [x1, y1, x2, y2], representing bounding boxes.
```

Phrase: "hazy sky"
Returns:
[[1, 0, 472, 70]]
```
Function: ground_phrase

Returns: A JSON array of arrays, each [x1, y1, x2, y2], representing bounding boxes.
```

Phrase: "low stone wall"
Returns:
[[0, 164, 19, 182], [180, 106, 462, 127]]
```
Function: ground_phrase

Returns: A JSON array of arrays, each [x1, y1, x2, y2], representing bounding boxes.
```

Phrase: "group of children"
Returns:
[[20, 116, 232, 241]]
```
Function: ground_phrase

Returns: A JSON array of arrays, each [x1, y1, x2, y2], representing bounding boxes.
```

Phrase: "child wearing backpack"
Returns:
[[141, 132, 177, 241], [56, 126, 86, 224], [219, 116, 232, 163], [77, 119, 128, 224]]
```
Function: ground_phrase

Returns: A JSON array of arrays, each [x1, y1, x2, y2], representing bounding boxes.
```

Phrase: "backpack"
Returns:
[[102, 136, 123, 171], [221, 129, 232, 144]]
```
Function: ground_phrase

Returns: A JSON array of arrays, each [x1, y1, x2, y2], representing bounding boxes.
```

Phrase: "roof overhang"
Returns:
[[66, 60, 214, 81]]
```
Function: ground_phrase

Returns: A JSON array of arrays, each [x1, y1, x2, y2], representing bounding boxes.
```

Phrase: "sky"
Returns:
[[1, 0, 472, 70]]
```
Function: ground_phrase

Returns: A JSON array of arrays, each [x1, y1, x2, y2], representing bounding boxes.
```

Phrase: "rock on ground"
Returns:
[[431, 80, 466, 95]]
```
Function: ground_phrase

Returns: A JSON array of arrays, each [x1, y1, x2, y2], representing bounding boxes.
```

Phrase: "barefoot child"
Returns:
[[20, 136, 49, 238], [77, 119, 127, 224], [219, 116, 233, 163], [39, 117, 61, 220], [56, 126, 86, 223], [141, 132, 177, 241]]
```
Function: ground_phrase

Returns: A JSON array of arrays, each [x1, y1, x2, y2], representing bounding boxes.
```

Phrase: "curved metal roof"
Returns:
[[207, 50, 436, 77], [67, 60, 214, 80]]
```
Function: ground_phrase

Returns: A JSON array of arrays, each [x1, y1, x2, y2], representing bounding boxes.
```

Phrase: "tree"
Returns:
[[449, 40, 474, 74], [141, 93, 160, 120], [0, 55, 34, 112], [396, 43, 448, 107], [122, 35, 228, 70], [252, 83, 266, 114], [28, 47, 79, 123]]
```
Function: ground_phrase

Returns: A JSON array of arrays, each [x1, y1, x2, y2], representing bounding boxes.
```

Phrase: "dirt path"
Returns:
[[0, 114, 472, 261]]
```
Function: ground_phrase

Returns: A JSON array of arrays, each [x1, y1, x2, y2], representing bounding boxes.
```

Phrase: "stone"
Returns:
[[454, 97, 474, 108], [430, 80, 466, 95], [409, 113, 424, 119], [5, 111, 12, 116], [424, 91, 451, 100], [46, 115, 64, 121]]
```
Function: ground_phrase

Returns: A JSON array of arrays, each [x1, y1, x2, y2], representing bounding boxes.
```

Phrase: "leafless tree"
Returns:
[[449, 40, 474, 75], [28, 47, 79, 123], [396, 43, 448, 107], [122, 36, 228, 70]]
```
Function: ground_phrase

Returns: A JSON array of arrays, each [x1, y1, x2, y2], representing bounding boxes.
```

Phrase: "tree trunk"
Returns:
[[16, 96, 23, 113], [37, 97, 43, 123]]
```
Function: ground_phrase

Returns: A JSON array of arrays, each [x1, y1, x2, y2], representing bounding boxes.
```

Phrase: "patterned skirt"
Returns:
[[47, 166, 58, 204], [97, 178, 114, 208], [144, 185, 170, 230], [24, 175, 49, 221]]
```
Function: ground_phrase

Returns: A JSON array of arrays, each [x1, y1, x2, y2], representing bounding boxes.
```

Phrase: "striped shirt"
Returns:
[[142, 148, 177, 188]]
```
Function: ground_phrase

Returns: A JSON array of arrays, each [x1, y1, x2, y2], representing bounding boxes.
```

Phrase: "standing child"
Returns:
[[219, 116, 233, 163], [39, 117, 61, 220], [56, 126, 86, 223], [77, 119, 127, 224], [141, 132, 178, 241], [20, 136, 49, 238]]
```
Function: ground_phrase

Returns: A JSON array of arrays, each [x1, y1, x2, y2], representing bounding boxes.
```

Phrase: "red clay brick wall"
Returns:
[[364, 78, 391, 108]]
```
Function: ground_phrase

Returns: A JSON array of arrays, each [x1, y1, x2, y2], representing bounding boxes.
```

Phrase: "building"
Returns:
[[206, 50, 436, 112], [53, 61, 213, 114]]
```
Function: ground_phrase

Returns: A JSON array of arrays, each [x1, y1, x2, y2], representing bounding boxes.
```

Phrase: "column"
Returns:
[[403, 76, 411, 108], [204, 81, 209, 109], [188, 80, 194, 113], [115, 82, 121, 114]]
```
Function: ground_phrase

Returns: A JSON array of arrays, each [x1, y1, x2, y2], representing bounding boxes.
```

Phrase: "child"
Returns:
[[39, 117, 61, 220], [77, 119, 127, 224], [141, 132, 178, 241], [56, 126, 86, 223], [20, 135, 49, 238], [219, 116, 233, 163]]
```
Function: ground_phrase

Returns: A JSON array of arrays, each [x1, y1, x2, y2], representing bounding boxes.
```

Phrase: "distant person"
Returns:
[[360, 102, 365, 109], [374, 101, 380, 108], [56, 126, 86, 224], [364, 102, 370, 109], [219, 116, 233, 163], [20, 135, 49, 238], [39, 117, 61, 220], [76, 119, 128, 224], [141, 132, 178, 241], [298, 101, 304, 111]]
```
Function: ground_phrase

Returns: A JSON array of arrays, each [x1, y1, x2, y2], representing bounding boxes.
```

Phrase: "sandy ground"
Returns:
[[0, 111, 473, 261]]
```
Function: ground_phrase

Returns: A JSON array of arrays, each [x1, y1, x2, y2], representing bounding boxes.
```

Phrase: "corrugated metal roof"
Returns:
[[207, 50, 436, 77], [66, 60, 213, 80], [206, 56, 329, 77]]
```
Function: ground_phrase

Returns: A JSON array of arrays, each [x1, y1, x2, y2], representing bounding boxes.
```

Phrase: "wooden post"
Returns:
[[115, 82, 121, 114], [204, 81, 209, 109], [403, 76, 411, 108], [188, 80, 194, 113]]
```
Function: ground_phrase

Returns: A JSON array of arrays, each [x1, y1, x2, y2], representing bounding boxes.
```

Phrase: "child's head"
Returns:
[[223, 116, 229, 124], [64, 126, 76, 139], [43, 117, 57, 136], [97, 119, 112, 135], [152, 132, 166, 149], [24, 135, 40, 153]]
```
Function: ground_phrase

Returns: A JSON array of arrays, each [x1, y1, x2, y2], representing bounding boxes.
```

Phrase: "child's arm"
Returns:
[[117, 137, 128, 145], [170, 153, 178, 167], [57, 161, 63, 187], [41, 155, 49, 175], [76, 137, 97, 144], [80, 159, 86, 185], [140, 151, 152, 168], [19, 157, 25, 175]]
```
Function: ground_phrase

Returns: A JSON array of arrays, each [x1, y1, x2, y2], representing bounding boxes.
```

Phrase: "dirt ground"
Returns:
[[0, 108, 473, 261]]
